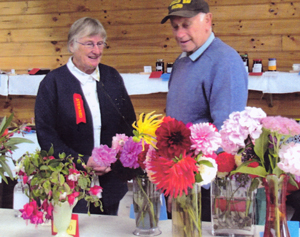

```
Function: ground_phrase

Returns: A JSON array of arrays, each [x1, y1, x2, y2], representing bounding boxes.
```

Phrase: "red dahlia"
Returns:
[[155, 119, 191, 159]]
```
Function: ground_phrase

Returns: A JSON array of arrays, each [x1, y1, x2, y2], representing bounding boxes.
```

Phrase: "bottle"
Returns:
[[252, 59, 263, 73], [166, 62, 173, 73], [240, 54, 249, 72], [13, 178, 29, 217], [156, 59, 165, 73], [268, 58, 276, 71]]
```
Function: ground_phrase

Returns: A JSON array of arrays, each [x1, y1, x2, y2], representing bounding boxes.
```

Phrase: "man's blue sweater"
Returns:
[[166, 36, 248, 130]]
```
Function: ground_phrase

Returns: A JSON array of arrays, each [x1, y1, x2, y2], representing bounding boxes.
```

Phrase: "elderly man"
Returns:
[[161, 0, 248, 221]]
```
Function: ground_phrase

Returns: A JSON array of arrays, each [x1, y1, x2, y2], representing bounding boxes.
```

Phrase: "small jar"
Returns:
[[252, 59, 263, 73], [268, 58, 276, 71], [240, 54, 249, 72], [156, 59, 164, 73], [166, 62, 173, 73]]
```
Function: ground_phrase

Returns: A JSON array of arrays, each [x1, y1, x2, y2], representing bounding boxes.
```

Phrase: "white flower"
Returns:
[[68, 173, 81, 181], [278, 142, 300, 176], [196, 157, 218, 186], [59, 192, 67, 200]]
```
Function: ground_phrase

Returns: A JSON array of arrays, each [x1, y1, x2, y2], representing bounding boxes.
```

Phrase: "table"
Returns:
[[0, 208, 265, 237]]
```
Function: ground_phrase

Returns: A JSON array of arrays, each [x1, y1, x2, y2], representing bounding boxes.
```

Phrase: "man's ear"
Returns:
[[205, 13, 212, 24]]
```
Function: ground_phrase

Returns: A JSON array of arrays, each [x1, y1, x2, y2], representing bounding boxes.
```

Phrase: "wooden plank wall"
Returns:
[[0, 0, 300, 123]]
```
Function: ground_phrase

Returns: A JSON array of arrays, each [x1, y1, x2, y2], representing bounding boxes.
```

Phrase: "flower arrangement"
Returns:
[[219, 106, 300, 182], [15, 147, 103, 226], [92, 112, 164, 233], [0, 113, 33, 183], [146, 116, 221, 237]]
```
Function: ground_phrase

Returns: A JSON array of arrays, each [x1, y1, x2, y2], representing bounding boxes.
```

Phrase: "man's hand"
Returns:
[[84, 156, 111, 176]]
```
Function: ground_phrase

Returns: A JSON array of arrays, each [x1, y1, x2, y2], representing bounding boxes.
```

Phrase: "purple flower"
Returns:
[[119, 137, 143, 169], [92, 145, 117, 167]]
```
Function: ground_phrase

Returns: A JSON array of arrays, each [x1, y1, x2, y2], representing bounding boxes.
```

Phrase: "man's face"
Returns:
[[170, 13, 212, 54]]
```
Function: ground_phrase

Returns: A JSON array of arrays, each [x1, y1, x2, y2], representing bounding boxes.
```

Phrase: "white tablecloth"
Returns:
[[5, 73, 169, 96], [2, 72, 300, 96], [0, 208, 265, 237], [248, 71, 300, 94]]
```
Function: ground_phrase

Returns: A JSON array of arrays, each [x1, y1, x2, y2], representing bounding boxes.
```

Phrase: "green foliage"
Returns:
[[17, 147, 102, 209], [0, 113, 33, 183]]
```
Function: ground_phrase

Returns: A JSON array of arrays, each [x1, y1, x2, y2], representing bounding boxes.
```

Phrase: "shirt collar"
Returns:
[[67, 57, 100, 85], [179, 32, 215, 61]]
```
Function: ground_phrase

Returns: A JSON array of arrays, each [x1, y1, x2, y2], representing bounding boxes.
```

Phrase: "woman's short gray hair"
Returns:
[[67, 17, 107, 52]]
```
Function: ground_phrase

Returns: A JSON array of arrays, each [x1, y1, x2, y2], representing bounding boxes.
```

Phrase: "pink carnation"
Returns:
[[262, 116, 300, 136], [278, 142, 300, 176], [189, 122, 221, 155], [111, 134, 129, 153], [92, 144, 117, 167]]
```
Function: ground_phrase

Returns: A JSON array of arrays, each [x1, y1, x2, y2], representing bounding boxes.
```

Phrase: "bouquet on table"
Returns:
[[147, 116, 221, 237], [0, 113, 33, 183], [219, 106, 300, 236], [92, 111, 221, 236], [219, 106, 300, 182], [15, 147, 103, 226], [92, 111, 164, 235]]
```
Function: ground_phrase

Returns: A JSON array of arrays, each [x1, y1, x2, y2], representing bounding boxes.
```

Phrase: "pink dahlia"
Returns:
[[92, 144, 117, 167], [119, 137, 143, 169], [111, 133, 129, 153], [190, 122, 221, 155]]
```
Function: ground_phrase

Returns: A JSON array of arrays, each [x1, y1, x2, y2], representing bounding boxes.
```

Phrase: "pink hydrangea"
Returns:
[[262, 116, 300, 136], [119, 137, 143, 169], [220, 107, 266, 154], [278, 142, 300, 176], [92, 144, 117, 167], [111, 134, 129, 153], [189, 122, 221, 155]]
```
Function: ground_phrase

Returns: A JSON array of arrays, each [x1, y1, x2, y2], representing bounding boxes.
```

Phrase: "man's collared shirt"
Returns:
[[179, 32, 215, 61]]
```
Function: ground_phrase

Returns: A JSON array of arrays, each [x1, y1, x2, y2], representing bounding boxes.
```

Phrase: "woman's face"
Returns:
[[70, 34, 105, 74]]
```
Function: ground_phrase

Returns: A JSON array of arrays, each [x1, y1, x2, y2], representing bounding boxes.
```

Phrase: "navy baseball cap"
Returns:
[[161, 0, 210, 24]]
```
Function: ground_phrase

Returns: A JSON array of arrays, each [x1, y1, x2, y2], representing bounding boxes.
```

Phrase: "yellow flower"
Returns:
[[132, 111, 163, 149], [234, 154, 243, 167]]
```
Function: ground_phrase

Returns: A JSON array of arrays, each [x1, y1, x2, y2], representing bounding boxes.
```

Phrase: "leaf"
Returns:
[[195, 172, 203, 183], [254, 128, 269, 162], [40, 165, 49, 170], [198, 159, 214, 167], [231, 165, 268, 178], [0, 158, 14, 179]]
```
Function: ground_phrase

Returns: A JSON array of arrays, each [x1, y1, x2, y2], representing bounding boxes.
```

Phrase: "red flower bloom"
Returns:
[[89, 185, 103, 197], [67, 192, 80, 205], [149, 151, 198, 198], [247, 161, 260, 178], [137, 144, 149, 169], [155, 119, 191, 159], [216, 152, 236, 173]]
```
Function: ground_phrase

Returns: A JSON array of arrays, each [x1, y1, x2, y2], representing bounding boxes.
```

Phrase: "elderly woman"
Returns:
[[35, 17, 136, 215]]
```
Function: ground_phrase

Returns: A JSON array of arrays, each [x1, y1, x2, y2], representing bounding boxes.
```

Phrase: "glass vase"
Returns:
[[172, 183, 201, 237], [211, 174, 256, 236], [132, 175, 161, 236], [263, 174, 290, 237], [52, 199, 77, 237]]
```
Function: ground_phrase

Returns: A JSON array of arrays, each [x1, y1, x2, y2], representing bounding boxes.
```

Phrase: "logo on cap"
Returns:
[[170, 0, 192, 10]]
